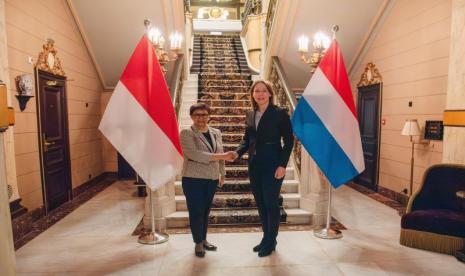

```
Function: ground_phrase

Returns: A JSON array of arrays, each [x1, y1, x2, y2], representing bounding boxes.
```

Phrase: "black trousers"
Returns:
[[249, 150, 284, 245], [182, 177, 218, 244]]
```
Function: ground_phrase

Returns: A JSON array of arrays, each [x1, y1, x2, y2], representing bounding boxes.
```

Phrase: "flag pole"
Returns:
[[313, 176, 342, 239], [138, 186, 169, 244], [314, 24, 342, 240], [137, 19, 169, 245]]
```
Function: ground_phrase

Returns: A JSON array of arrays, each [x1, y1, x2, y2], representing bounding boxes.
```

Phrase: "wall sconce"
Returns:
[[298, 31, 331, 73], [144, 19, 182, 75], [15, 74, 34, 112], [401, 119, 430, 196]]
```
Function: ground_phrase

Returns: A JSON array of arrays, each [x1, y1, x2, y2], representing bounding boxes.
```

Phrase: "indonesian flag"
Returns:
[[291, 40, 365, 188], [99, 35, 183, 190]]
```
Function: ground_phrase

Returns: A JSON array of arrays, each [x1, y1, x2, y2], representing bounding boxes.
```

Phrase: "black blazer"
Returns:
[[235, 104, 294, 167]]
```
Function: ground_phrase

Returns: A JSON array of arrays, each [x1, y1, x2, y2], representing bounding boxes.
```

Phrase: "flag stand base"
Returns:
[[137, 185, 169, 245], [313, 183, 343, 240], [313, 228, 342, 239], [138, 231, 169, 245]]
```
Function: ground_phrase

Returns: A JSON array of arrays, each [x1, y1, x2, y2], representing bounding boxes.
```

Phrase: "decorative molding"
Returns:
[[7, 184, 12, 199], [35, 39, 66, 77], [357, 62, 383, 87], [444, 110, 465, 127]]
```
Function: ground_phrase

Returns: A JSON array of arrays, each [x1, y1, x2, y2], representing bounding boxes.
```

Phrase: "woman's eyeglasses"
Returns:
[[192, 113, 209, 118]]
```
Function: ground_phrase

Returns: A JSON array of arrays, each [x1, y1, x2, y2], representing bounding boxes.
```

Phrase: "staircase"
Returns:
[[166, 34, 311, 228]]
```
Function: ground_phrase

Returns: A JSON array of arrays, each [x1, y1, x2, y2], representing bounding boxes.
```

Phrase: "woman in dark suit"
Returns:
[[179, 103, 236, 257], [234, 80, 294, 257]]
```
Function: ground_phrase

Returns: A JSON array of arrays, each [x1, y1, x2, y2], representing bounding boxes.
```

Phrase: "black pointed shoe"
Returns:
[[258, 242, 276, 257], [252, 239, 266, 252], [195, 243, 206, 257], [203, 241, 217, 251]]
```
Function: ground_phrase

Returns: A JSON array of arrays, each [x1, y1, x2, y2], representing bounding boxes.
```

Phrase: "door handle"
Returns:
[[44, 140, 55, 146], [43, 139, 55, 152]]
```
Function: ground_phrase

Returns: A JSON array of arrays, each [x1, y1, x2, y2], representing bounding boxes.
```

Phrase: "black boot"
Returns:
[[252, 238, 267, 252], [258, 241, 276, 257]]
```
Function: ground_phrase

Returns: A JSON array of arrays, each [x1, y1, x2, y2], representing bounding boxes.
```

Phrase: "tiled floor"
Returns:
[[15, 181, 463, 275]]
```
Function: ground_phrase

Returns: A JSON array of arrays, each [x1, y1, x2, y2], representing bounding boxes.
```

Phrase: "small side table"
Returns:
[[456, 190, 465, 263]]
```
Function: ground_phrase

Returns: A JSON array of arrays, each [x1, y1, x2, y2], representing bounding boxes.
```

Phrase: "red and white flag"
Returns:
[[99, 35, 183, 190]]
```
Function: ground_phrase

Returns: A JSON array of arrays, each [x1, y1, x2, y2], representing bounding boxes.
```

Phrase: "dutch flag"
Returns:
[[291, 40, 365, 188]]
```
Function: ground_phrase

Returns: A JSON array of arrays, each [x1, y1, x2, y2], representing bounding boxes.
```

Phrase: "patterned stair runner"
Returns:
[[194, 34, 285, 225], [167, 34, 311, 228]]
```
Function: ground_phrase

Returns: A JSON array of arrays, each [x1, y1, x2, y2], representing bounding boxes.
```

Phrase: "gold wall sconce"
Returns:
[[298, 31, 331, 73], [144, 19, 183, 75]]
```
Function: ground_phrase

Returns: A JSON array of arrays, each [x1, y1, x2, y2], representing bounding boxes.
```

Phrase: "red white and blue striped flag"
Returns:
[[291, 40, 365, 188]]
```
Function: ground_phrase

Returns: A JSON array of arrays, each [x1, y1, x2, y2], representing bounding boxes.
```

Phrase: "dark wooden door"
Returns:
[[37, 70, 72, 212], [355, 83, 381, 191]]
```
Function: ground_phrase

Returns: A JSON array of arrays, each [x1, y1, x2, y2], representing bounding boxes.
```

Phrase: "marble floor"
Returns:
[[15, 181, 463, 275]]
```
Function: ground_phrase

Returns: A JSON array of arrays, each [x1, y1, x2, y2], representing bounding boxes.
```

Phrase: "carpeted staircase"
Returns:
[[166, 34, 311, 228]]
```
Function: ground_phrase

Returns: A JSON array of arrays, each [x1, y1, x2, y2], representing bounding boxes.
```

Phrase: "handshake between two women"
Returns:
[[212, 151, 238, 162]]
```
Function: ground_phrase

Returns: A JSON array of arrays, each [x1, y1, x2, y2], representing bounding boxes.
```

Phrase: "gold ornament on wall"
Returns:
[[36, 38, 66, 77], [357, 62, 382, 87], [209, 7, 222, 18], [7, 184, 13, 199]]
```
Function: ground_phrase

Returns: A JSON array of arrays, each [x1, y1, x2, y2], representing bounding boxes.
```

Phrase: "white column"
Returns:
[[0, 134, 16, 276], [143, 180, 176, 231], [298, 148, 329, 227], [0, 0, 20, 206], [443, 0, 465, 164]]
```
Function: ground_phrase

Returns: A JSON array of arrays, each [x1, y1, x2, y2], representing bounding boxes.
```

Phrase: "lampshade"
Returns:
[[401, 119, 421, 136]]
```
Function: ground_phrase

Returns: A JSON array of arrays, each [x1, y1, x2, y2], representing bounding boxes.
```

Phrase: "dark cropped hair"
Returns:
[[249, 80, 275, 111], [189, 102, 211, 115]]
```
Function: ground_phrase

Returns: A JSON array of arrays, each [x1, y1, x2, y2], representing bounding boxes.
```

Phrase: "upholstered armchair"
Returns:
[[400, 164, 465, 255]]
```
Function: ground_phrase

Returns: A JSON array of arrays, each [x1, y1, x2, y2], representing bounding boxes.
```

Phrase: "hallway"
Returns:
[[15, 182, 462, 275]]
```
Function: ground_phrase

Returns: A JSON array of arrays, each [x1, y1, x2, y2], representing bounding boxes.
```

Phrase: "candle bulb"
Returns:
[[159, 36, 165, 49], [148, 27, 161, 45], [313, 32, 330, 50], [298, 35, 309, 52], [170, 32, 182, 50]]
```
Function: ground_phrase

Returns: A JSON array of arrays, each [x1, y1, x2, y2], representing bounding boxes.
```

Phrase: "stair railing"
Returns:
[[170, 54, 185, 123], [265, 0, 278, 50], [242, 0, 262, 25], [269, 56, 302, 179]]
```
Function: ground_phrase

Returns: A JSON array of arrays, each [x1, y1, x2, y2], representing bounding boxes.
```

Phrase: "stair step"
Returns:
[[200, 85, 250, 92], [222, 133, 245, 143], [199, 80, 253, 86], [210, 107, 252, 116], [180, 115, 245, 125], [198, 99, 251, 107], [175, 179, 299, 195], [199, 92, 250, 101], [224, 166, 295, 180], [175, 193, 300, 211], [199, 73, 251, 80], [166, 208, 311, 227]]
